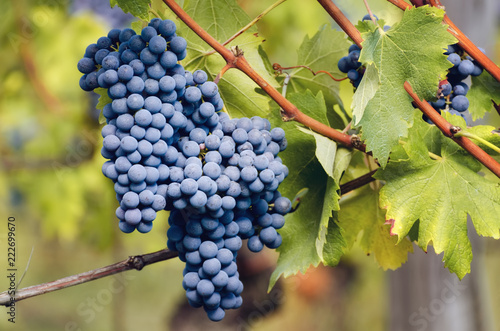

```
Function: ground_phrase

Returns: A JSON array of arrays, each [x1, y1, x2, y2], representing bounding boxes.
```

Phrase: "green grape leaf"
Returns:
[[352, 63, 379, 124], [112, 0, 151, 20], [468, 70, 500, 120], [297, 127, 337, 178], [94, 88, 112, 124], [180, 0, 278, 119], [320, 148, 352, 265], [337, 186, 413, 270], [375, 118, 500, 278], [285, 25, 350, 127], [269, 91, 346, 290], [353, 6, 456, 167], [131, 20, 145, 34]]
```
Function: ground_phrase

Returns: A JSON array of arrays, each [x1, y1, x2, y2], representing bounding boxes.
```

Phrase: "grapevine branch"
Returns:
[[319, 0, 500, 178], [339, 170, 377, 195], [163, 0, 366, 153], [0, 248, 178, 306]]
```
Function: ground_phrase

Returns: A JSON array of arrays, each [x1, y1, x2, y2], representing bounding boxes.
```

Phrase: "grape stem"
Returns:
[[316, 0, 363, 48], [385, 0, 500, 83], [214, 62, 235, 84], [0, 248, 178, 307], [162, 0, 366, 152], [273, 63, 348, 82], [362, 0, 381, 29], [455, 131, 500, 155], [318, 0, 500, 179]]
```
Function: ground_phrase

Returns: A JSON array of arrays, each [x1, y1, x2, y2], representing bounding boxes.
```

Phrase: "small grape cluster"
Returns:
[[337, 44, 363, 88], [165, 116, 291, 321], [78, 18, 292, 322], [337, 15, 389, 88], [423, 44, 483, 124]]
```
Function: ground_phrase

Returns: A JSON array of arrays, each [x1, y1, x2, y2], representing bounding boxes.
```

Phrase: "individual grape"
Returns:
[[247, 236, 264, 252], [347, 69, 359, 81], [203, 162, 221, 180], [458, 59, 474, 76], [448, 53, 461, 66], [337, 57, 350, 73], [159, 19, 177, 37], [451, 95, 469, 112], [170, 36, 187, 54], [77, 57, 96, 74], [147, 62, 167, 80], [193, 70, 208, 84], [128, 164, 147, 183], [190, 190, 208, 208], [184, 86, 202, 103], [200, 82, 218, 98]]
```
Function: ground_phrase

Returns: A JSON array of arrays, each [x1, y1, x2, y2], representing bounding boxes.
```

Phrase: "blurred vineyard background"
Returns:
[[1, 0, 500, 330]]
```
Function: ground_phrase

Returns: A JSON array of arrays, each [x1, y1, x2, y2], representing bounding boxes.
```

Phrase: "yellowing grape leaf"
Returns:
[[337, 186, 413, 270], [375, 116, 500, 278], [353, 6, 456, 167]]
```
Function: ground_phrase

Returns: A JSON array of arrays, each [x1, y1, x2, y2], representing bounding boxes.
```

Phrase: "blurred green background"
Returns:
[[1, 0, 500, 330]]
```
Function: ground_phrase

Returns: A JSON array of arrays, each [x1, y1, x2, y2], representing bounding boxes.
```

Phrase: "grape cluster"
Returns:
[[78, 19, 292, 322], [423, 44, 483, 124], [337, 44, 363, 88], [165, 116, 291, 321], [337, 15, 389, 88]]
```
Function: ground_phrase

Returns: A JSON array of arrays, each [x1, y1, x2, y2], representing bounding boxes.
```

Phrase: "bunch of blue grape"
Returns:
[[423, 44, 484, 124], [78, 18, 197, 233], [337, 44, 363, 88], [165, 115, 291, 321], [78, 18, 292, 322]]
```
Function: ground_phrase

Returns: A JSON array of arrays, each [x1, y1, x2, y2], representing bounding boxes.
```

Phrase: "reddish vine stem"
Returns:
[[316, 0, 363, 48], [386, 0, 500, 83], [163, 0, 365, 152], [321, 0, 500, 178], [0, 248, 178, 306], [273, 63, 348, 82], [405, 82, 500, 177], [214, 62, 235, 84]]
